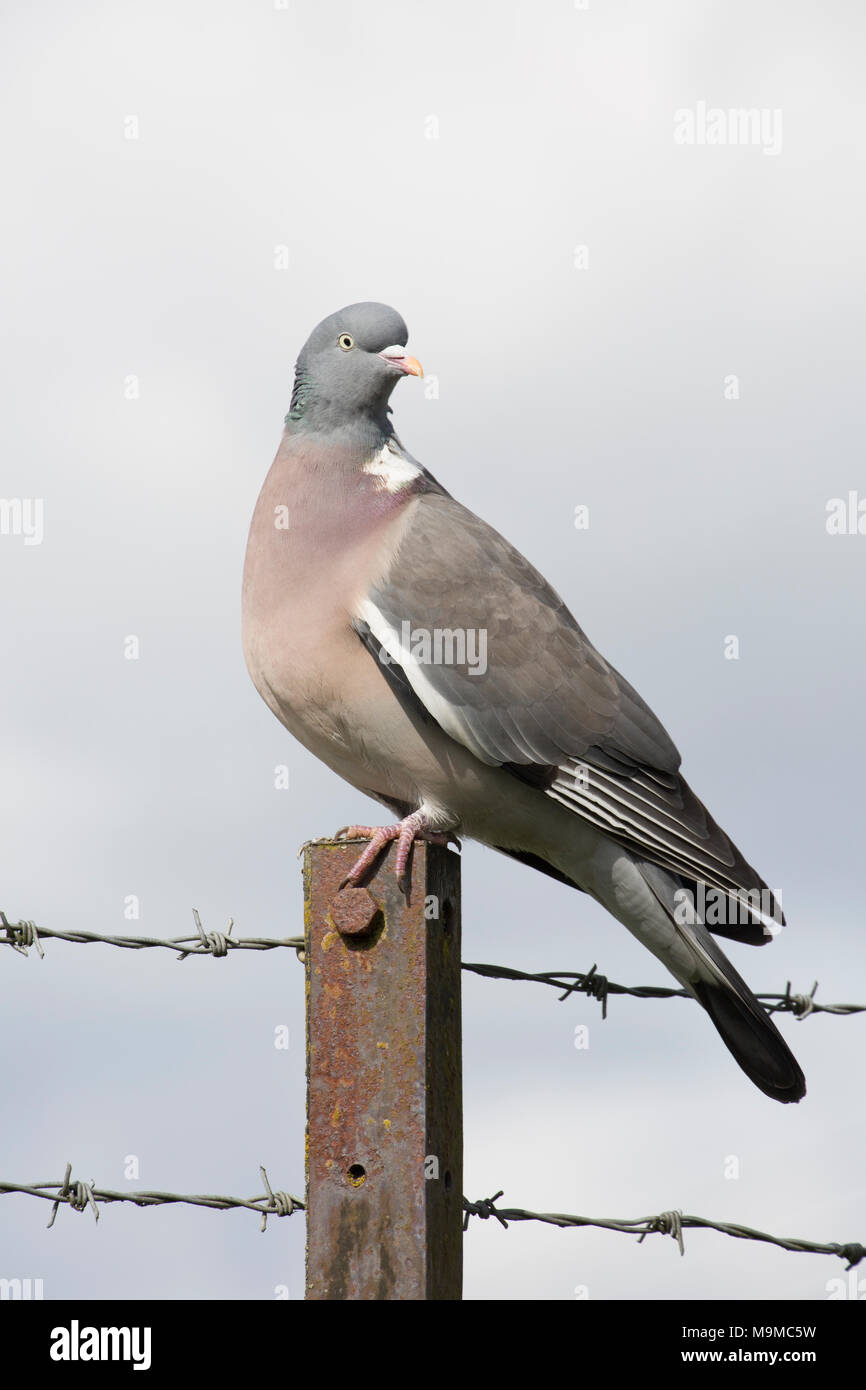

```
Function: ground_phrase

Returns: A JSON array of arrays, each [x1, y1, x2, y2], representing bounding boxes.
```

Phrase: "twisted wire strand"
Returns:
[[462, 1192, 865, 1268], [0, 1165, 303, 1234]]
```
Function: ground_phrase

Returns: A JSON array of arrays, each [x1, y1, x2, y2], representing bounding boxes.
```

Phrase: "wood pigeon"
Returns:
[[242, 301, 806, 1104]]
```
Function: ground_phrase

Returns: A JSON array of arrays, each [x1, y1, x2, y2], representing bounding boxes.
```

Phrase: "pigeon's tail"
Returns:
[[637, 860, 806, 1104], [692, 974, 805, 1104]]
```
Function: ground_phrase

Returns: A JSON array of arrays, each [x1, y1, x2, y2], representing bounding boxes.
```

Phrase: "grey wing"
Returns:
[[355, 490, 780, 939]]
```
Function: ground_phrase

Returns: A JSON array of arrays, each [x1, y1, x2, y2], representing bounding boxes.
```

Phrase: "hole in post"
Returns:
[[346, 1163, 367, 1187], [444, 1170, 453, 1192]]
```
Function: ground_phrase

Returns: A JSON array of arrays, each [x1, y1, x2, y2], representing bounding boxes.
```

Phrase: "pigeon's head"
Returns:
[[287, 302, 423, 431]]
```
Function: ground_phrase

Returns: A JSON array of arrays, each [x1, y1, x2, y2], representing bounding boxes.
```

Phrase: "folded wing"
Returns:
[[354, 489, 781, 942]]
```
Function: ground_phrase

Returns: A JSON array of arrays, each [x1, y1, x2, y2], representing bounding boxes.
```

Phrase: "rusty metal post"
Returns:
[[303, 838, 462, 1300]]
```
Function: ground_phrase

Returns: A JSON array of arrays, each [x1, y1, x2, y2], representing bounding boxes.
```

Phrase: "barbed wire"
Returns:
[[460, 961, 864, 1021], [0, 910, 305, 962], [3, 911, 861, 1022], [4, 903, 861, 1290], [462, 1192, 866, 1268], [2, 1164, 860, 1268], [0, 1164, 303, 1233]]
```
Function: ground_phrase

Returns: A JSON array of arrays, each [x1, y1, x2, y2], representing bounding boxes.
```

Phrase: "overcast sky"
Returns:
[[1, 0, 864, 1302]]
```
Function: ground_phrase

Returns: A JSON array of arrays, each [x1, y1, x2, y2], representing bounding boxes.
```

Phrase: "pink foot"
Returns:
[[336, 811, 460, 887]]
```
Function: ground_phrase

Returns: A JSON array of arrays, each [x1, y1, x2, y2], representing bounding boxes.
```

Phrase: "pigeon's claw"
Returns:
[[336, 812, 458, 889]]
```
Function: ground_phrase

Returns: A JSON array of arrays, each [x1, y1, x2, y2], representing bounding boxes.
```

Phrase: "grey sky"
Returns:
[[1, 0, 864, 1300]]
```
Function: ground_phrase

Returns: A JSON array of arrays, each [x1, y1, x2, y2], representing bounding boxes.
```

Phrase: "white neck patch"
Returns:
[[363, 442, 421, 493]]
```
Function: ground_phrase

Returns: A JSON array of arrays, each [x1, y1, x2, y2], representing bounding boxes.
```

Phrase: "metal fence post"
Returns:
[[303, 837, 463, 1300]]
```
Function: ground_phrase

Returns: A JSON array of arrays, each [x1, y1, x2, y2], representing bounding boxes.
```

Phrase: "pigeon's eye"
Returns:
[[338, 333, 354, 351]]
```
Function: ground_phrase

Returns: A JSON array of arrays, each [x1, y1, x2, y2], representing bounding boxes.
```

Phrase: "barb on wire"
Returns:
[[1, 913, 44, 959], [462, 1191, 866, 1268], [47, 1162, 99, 1229], [0, 1165, 303, 1233], [2, 911, 862, 1021]]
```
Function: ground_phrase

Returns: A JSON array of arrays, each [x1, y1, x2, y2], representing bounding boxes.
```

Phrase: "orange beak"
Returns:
[[379, 346, 424, 378]]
